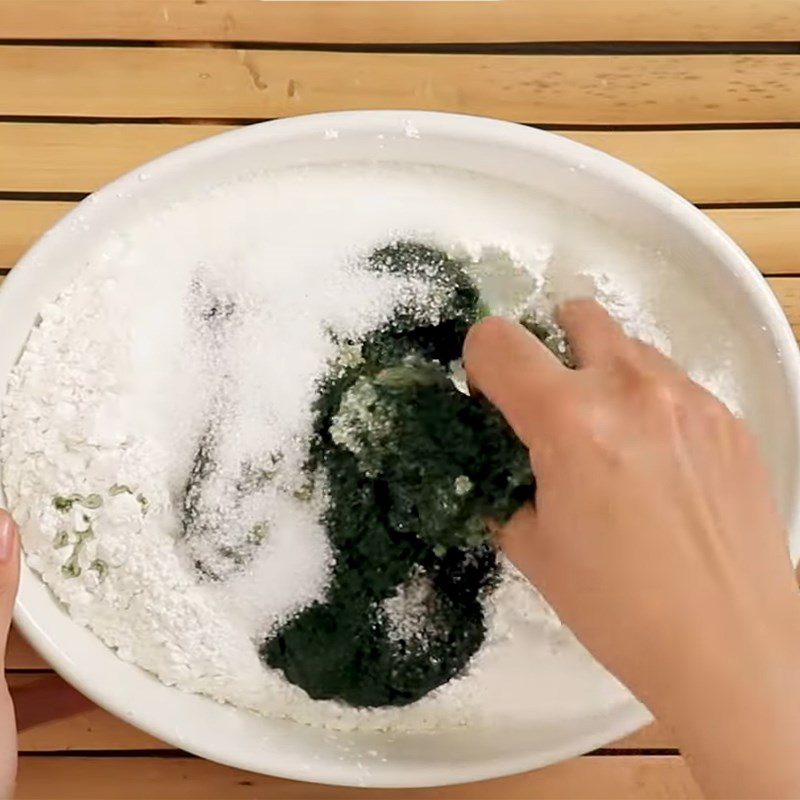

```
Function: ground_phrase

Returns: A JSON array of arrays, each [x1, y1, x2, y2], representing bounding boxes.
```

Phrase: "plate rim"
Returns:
[[6, 109, 799, 787]]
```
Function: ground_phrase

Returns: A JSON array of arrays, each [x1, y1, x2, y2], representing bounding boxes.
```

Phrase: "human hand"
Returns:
[[0, 510, 91, 799], [464, 301, 800, 799], [0, 512, 19, 798]]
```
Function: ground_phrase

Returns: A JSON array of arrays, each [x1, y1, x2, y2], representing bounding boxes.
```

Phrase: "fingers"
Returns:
[[557, 299, 629, 367], [0, 513, 19, 672], [463, 316, 567, 449]]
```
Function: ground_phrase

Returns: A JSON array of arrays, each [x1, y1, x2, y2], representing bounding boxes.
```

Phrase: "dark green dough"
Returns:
[[261, 242, 547, 708]]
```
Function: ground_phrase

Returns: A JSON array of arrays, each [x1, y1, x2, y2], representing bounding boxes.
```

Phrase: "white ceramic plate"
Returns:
[[3, 111, 800, 788]]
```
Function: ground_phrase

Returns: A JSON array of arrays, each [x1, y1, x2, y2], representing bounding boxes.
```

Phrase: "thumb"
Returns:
[[463, 316, 567, 449], [0, 513, 19, 671]]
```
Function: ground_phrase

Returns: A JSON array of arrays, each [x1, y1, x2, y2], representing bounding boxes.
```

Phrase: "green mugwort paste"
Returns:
[[261, 242, 550, 708]]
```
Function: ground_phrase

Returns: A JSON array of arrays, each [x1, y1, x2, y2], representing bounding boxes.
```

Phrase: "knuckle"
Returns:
[[697, 393, 731, 423], [617, 340, 658, 371], [464, 315, 512, 354], [550, 393, 614, 445], [679, 380, 737, 432], [727, 415, 757, 451], [646, 379, 683, 412], [624, 368, 689, 427], [691, 380, 732, 414], [628, 366, 677, 405]]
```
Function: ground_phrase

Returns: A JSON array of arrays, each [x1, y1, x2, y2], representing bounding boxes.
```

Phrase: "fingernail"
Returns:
[[0, 513, 17, 563]]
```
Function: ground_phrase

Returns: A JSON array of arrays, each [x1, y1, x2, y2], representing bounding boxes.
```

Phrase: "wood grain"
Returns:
[[770, 277, 800, 338], [1, 0, 798, 43], [0, 0, 796, 796], [10, 675, 169, 752], [3, 123, 800, 204], [576, 129, 800, 205], [6, 626, 675, 750], [706, 209, 800, 274], [5, 629, 45, 670], [1, 47, 800, 124], [6, 670, 673, 752], [0, 122, 226, 194], [0, 201, 74, 265], [15, 755, 701, 799], [6, 266, 797, 758], [3, 200, 799, 275]]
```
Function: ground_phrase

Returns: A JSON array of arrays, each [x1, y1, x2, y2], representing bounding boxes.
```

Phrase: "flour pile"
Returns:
[[1, 163, 751, 731]]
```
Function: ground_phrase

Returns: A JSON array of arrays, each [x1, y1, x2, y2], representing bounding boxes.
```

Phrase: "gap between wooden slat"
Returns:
[[13, 754, 701, 799], [12, 552, 800, 753], [5, 277, 800, 751], [2, 201, 798, 275], [3, 672, 674, 752], [3, 44, 800, 57], [0, 0, 797, 44], [1, 124, 799, 204], [1, 47, 799, 124], [5, 118, 800, 131], [10, 674, 169, 752]]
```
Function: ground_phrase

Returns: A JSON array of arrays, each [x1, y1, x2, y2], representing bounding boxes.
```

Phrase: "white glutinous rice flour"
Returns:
[[1, 163, 757, 732]]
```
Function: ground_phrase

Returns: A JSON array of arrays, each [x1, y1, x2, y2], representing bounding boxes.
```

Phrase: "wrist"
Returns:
[[651, 591, 800, 723], [641, 592, 800, 798]]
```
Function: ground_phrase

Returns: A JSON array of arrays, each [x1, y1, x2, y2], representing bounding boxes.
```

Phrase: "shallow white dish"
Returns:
[[3, 111, 799, 788]]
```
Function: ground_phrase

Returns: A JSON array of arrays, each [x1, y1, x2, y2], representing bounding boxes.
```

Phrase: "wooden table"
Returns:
[[1, 1, 799, 797]]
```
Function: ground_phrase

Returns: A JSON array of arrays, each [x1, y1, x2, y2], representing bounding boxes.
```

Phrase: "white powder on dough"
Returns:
[[382, 566, 438, 645], [1, 163, 755, 732]]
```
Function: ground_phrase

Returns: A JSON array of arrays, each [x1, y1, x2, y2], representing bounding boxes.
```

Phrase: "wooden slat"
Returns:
[[575, 129, 800, 205], [1, 48, 799, 124], [2, 631, 676, 751], [2, 123, 800, 204], [769, 277, 800, 339], [613, 722, 673, 750], [2, 288, 796, 759], [7, 637, 675, 752], [3, 200, 799, 275], [706, 209, 800, 274], [5, 628, 43, 670], [0, 122, 227, 194], [0, 200, 74, 266], [10, 675, 169, 752], [5, 670, 672, 752], [15, 755, 701, 799], [1, 0, 798, 43]]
